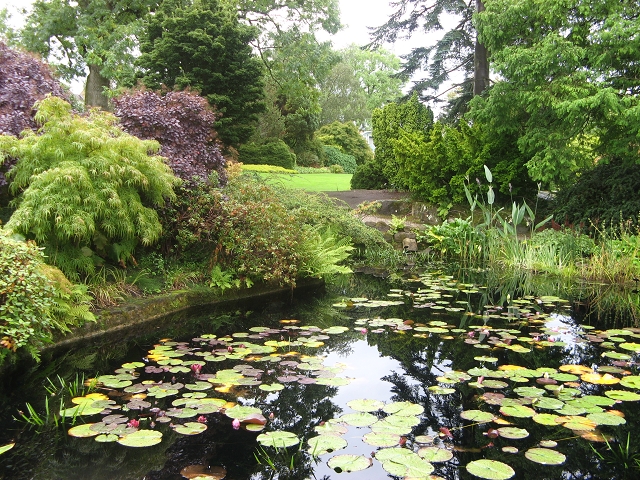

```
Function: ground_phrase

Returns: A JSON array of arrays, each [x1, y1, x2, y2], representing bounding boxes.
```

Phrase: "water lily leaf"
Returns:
[[323, 326, 350, 335], [620, 376, 640, 389], [460, 410, 495, 423], [146, 386, 180, 398], [581, 373, 620, 385], [259, 383, 285, 392], [362, 432, 401, 447], [175, 422, 207, 435], [499, 405, 536, 418], [315, 422, 348, 435], [383, 401, 424, 416], [481, 380, 509, 389], [534, 397, 564, 410], [307, 435, 347, 455], [559, 365, 593, 375], [257, 431, 300, 448], [502, 446, 518, 454], [619, 342, 640, 352], [429, 385, 456, 395], [586, 412, 626, 426], [370, 418, 412, 435], [95, 375, 134, 388], [185, 381, 212, 391], [497, 427, 529, 439], [328, 454, 372, 473], [60, 403, 104, 417], [117, 429, 163, 447], [513, 386, 546, 398], [347, 399, 384, 412], [338, 412, 378, 427], [224, 405, 262, 421], [417, 446, 454, 462], [95, 434, 119, 443], [379, 450, 434, 477], [557, 416, 597, 431], [466, 459, 515, 479], [474, 356, 499, 363], [68, 423, 100, 438], [532, 413, 560, 426], [71, 393, 109, 404], [605, 390, 640, 401], [524, 448, 566, 465]]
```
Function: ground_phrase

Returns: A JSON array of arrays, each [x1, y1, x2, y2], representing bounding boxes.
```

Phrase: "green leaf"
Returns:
[[257, 431, 300, 448], [524, 448, 566, 465], [327, 454, 372, 473], [306, 435, 348, 456], [117, 430, 163, 447], [466, 459, 515, 479], [174, 422, 207, 435]]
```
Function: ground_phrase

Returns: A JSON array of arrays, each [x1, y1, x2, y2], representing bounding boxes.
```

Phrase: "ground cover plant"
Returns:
[[4, 271, 640, 479], [256, 172, 353, 192]]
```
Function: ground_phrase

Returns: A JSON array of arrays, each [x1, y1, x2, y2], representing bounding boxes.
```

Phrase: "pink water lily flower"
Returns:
[[232, 418, 241, 430]]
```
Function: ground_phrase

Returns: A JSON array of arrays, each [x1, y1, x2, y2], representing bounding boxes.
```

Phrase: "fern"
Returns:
[[0, 96, 180, 278], [298, 226, 354, 279]]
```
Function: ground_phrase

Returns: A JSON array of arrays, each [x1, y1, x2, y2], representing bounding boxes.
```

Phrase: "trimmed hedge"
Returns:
[[238, 139, 296, 170]]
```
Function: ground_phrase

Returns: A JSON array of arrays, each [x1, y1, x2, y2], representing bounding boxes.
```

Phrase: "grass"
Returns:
[[257, 173, 353, 191]]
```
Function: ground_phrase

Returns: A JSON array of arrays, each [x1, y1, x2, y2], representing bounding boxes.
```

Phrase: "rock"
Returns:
[[402, 238, 418, 252]]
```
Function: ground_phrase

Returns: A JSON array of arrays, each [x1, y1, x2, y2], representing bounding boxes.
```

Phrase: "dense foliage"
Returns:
[[137, 0, 265, 147], [0, 96, 179, 278], [21, 0, 155, 109], [323, 146, 357, 174], [159, 176, 369, 287], [113, 89, 226, 185], [552, 160, 640, 233], [0, 229, 94, 363], [473, 0, 640, 187], [357, 94, 434, 190], [238, 139, 296, 170], [315, 121, 373, 166], [0, 42, 68, 192]]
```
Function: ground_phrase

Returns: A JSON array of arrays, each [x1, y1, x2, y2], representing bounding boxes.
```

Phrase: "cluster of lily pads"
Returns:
[[52, 271, 640, 479]]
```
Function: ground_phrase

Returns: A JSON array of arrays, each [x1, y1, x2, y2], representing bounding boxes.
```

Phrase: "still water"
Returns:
[[1, 271, 639, 480]]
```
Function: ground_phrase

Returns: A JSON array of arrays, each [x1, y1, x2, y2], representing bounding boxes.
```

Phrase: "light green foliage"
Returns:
[[316, 121, 373, 165], [473, 0, 640, 187], [0, 96, 179, 278], [368, 93, 434, 190], [319, 45, 406, 126], [417, 218, 480, 263], [21, 0, 156, 106], [241, 164, 297, 174], [298, 226, 354, 278], [0, 229, 94, 363]]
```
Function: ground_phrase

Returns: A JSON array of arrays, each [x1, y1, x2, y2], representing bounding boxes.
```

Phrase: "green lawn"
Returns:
[[258, 173, 353, 191]]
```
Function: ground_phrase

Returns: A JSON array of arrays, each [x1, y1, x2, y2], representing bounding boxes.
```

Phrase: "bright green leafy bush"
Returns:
[[350, 161, 388, 190], [323, 145, 357, 174], [238, 139, 296, 170], [316, 121, 373, 165], [0, 230, 94, 364], [0, 96, 179, 279]]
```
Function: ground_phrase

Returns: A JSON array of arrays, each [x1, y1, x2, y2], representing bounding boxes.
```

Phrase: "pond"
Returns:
[[1, 270, 640, 480]]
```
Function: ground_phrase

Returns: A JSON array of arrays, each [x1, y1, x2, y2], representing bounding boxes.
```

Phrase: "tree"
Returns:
[[113, 89, 227, 185], [0, 96, 179, 278], [0, 41, 68, 200], [370, 93, 434, 190], [315, 121, 373, 165], [472, 0, 640, 187], [137, 0, 265, 147], [319, 45, 406, 126], [369, 0, 489, 112], [21, 0, 156, 110]]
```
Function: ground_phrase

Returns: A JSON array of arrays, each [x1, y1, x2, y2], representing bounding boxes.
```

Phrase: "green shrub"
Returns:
[[0, 96, 179, 279], [553, 159, 640, 234], [296, 151, 321, 167], [351, 161, 388, 189], [417, 218, 481, 261], [316, 121, 373, 165], [324, 145, 357, 174], [527, 228, 596, 260], [238, 139, 296, 170], [0, 230, 94, 363]]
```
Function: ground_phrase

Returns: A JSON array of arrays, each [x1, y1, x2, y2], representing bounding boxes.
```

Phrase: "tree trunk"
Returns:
[[474, 0, 490, 96], [85, 63, 111, 110]]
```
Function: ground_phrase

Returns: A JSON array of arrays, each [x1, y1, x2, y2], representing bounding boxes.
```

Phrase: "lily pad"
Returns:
[[68, 423, 100, 438], [382, 401, 424, 416], [257, 431, 300, 448], [338, 412, 378, 427], [117, 429, 163, 447], [499, 405, 536, 418], [327, 454, 372, 473], [497, 427, 529, 439], [378, 450, 434, 477], [224, 405, 263, 421], [362, 432, 401, 447], [466, 459, 515, 479], [524, 447, 566, 465], [347, 399, 384, 412], [259, 383, 285, 392], [586, 412, 626, 426], [417, 446, 454, 462], [307, 435, 348, 455], [605, 390, 640, 402], [460, 410, 495, 423], [175, 422, 208, 435]]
